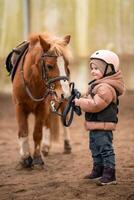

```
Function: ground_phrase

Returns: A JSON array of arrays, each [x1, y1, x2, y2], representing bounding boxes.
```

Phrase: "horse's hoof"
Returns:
[[20, 155, 33, 168], [33, 155, 44, 169], [64, 140, 72, 154]]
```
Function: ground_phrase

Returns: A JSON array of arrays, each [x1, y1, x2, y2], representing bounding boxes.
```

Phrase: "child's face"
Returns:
[[90, 63, 103, 80]]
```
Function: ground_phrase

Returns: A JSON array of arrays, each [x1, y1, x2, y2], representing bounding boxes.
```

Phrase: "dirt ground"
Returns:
[[0, 91, 134, 200]]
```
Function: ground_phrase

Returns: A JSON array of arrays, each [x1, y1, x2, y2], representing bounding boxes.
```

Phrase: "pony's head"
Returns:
[[29, 33, 72, 102]]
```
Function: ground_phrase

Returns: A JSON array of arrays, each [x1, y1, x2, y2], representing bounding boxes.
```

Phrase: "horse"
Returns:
[[12, 32, 72, 168]]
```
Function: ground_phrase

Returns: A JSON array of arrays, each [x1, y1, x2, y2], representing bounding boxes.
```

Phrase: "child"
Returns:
[[74, 50, 125, 186]]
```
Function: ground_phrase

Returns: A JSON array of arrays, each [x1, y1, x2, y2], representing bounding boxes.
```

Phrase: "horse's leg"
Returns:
[[41, 125, 51, 156], [16, 104, 33, 168], [41, 105, 52, 157], [63, 127, 72, 154], [33, 109, 44, 166], [60, 101, 72, 154], [42, 110, 60, 156]]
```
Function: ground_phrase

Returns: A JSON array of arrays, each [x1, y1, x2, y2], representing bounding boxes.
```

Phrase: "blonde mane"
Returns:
[[29, 32, 72, 62]]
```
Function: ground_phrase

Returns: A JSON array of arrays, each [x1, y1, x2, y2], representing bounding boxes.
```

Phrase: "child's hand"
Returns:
[[73, 98, 80, 106]]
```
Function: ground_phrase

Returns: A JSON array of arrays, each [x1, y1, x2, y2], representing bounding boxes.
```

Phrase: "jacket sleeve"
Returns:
[[76, 84, 114, 113]]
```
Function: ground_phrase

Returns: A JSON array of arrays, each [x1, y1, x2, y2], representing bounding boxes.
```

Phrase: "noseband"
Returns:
[[21, 50, 69, 102]]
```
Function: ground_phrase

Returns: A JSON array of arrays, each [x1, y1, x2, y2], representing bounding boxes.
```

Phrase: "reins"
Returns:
[[62, 82, 82, 126], [50, 82, 82, 127]]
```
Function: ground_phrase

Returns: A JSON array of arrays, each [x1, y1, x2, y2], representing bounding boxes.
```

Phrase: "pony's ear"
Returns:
[[62, 35, 71, 46], [39, 35, 50, 52]]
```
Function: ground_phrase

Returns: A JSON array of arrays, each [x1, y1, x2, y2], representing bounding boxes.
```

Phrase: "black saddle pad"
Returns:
[[5, 41, 29, 81]]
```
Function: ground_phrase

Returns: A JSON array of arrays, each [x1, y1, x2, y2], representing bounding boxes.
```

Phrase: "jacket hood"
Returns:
[[94, 70, 125, 95]]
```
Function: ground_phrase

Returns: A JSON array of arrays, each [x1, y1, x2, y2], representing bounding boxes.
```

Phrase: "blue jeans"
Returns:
[[89, 130, 115, 169]]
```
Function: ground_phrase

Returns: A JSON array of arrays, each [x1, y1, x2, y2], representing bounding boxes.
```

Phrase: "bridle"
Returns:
[[40, 52, 69, 91], [21, 49, 69, 102]]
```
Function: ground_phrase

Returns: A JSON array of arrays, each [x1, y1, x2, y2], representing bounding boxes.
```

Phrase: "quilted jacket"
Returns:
[[75, 70, 125, 131]]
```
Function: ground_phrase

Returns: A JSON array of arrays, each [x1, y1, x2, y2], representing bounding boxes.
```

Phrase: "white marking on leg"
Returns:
[[63, 127, 71, 142], [18, 137, 30, 157], [41, 127, 51, 151], [57, 56, 70, 98]]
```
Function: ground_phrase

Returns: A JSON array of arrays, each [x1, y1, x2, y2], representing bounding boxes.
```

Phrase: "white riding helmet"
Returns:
[[90, 50, 119, 72]]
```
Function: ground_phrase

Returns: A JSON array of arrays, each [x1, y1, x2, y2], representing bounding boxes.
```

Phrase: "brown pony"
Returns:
[[12, 33, 72, 168]]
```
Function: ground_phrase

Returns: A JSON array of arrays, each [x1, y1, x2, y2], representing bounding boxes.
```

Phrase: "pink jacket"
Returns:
[[76, 70, 125, 131]]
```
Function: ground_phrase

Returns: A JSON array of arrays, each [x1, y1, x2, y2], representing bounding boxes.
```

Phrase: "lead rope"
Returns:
[[50, 82, 82, 127], [61, 82, 82, 127], [49, 82, 82, 126]]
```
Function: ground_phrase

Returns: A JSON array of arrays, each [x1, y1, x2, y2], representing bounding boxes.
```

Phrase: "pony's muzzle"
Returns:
[[63, 91, 71, 100]]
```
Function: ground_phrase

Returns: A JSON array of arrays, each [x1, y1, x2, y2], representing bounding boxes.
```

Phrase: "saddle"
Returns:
[[5, 41, 29, 81]]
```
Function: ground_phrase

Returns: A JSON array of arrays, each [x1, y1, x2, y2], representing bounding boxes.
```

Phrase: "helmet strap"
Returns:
[[103, 64, 116, 77], [103, 64, 108, 77]]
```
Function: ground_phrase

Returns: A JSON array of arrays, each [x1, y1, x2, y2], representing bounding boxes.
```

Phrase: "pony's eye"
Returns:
[[47, 64, 54, 71]]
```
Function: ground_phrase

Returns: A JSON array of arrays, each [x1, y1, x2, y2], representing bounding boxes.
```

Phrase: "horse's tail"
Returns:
[[49, 112, 60, 142]]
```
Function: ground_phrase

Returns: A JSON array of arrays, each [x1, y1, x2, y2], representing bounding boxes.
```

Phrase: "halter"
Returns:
[[21, 50, 69, 102]]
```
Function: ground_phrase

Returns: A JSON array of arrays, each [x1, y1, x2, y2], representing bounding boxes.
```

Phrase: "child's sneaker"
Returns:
[[96, 167, 117, 186], [84, 164, 103, 180]]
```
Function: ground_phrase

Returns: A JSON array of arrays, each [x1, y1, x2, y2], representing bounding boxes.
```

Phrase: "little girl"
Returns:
[[74, 50, 125, 186]]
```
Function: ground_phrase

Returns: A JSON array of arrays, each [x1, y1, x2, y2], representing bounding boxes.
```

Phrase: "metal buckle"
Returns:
[[50, 101, 57, 112]]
